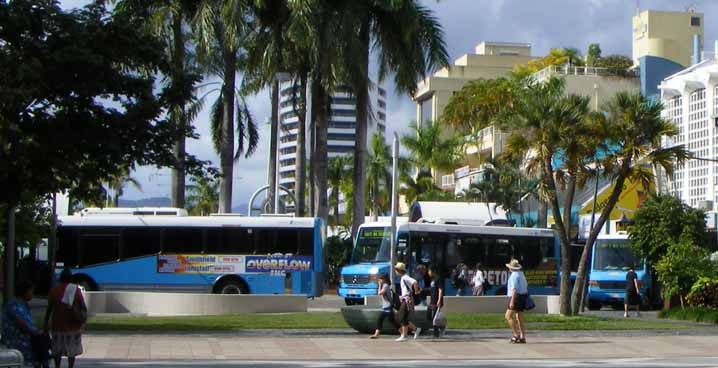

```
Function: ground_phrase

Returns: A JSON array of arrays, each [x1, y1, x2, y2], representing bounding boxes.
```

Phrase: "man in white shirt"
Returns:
[[394, 262, 422, 341], [505, 259, 528, 344]]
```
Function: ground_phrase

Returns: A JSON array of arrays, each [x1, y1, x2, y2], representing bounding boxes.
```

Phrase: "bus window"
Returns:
[[299, 229, 314, 256], [122, 228, 161, 259], [163, 228, 203, 253], [57, 228, 79, 268], [214, 228, 253, 254], [253, 229, 273, 254], [275, 229, 299, 254], [80, 234, 119, 267]]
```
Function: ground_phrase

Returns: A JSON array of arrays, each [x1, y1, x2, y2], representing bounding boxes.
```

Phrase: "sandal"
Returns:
[[519, 337, 526, 344], [510, 336, 519, 343], [369, 335, 378, 339]]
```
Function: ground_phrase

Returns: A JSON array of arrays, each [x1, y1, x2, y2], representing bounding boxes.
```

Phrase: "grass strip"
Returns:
[[84, 312, 693, 332], [659, 307, 718, 324]]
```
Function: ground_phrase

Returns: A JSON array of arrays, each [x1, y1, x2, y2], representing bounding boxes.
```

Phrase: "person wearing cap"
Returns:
[[394, 262, 422, 341], [505, 259, 528, 343]]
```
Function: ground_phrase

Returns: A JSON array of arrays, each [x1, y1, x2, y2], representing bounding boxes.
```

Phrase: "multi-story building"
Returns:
[[632, 9, 704, 99], [276, 83, 387, 208], [632, 9, 704, 68], [660, 54, 718, 208], [412, 41, 536, 197]]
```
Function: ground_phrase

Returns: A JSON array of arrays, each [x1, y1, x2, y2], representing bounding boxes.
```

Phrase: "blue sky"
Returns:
[[58, 0, 718, 208]]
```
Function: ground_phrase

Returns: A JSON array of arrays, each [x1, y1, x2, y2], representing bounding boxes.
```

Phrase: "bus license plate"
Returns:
[[348, 289, 357, 295]]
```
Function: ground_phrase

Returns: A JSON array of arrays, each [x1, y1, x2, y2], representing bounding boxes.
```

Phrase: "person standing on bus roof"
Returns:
[[369, 274, 400, 339], [505, 259, 528, 344], [394, 262, 422, 341], [624, 264, 641, 318]]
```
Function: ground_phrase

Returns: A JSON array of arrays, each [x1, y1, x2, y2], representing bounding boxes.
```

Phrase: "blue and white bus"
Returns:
[[396, 223, 560, 296], [338, 222, 396, 305], [339, 221, 560, 303], [587, 232, 650, 310], [55, 209, 325, 296]]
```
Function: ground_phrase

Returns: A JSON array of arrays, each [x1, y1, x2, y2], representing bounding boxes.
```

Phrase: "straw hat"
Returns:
[[394, 262, 407, 272], [505, 259, 522, 271]]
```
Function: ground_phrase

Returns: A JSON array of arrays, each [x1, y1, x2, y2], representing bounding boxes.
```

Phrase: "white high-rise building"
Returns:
[[275, 83, 388, 206], [660, 56, 718, 208]]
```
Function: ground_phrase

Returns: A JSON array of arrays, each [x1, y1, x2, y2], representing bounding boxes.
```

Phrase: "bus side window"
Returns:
[[275, 229, 299, 255], [79, 231, 120, 267], [122, 228, 161, 259], [163, 228, 203, 253], [298, 229, 313, 256], [57, 227, 79, 268], [211, 228, 250, 254], [253, 229, 274, 254]]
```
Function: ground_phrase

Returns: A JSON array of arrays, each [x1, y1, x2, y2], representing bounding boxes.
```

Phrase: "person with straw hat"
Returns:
[[504, 259, 528, 343], [394, 262, 422, 341]]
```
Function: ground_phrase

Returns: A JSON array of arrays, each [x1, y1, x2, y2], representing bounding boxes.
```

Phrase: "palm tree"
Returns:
[[193, 0, 259, 213], [366, 133, 392, 219], [107, 167, 142, 207], [399, 169, 439, 206], [327, 155, 352, 227], [342, 0, 450, 238], [401, 121, 463, 176], [186, 175, 219, 215], [569, 92, 691, 315], [505, 77, 593, 315], [113, 0, 201, 209]]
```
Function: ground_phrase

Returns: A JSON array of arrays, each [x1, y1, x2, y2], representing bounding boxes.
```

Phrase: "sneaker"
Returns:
[[413, 327, 422, 340], [623, 313, 628, 318], [636, 312, 641, 318], [395, 336, 407, 342]]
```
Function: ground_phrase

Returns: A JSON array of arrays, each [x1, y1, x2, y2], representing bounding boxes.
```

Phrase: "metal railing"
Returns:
[[532, 65, 638, 82]]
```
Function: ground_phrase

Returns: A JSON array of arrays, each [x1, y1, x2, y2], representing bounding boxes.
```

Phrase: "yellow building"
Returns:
[[632, 9, 704, 67]]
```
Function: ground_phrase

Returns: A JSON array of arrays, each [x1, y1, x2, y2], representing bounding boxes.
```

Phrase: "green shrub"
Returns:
[[687, 277, 718, 309], [660, 307, 718, 324]]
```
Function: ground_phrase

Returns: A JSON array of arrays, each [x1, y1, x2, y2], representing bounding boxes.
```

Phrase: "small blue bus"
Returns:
[[587, 232, 649, 310], [55, 209, 325, 296], [338, 222, 395, 305]]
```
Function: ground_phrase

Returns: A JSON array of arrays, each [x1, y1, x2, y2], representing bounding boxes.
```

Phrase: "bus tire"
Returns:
[[587, 300, 602, 311], [214, 278, 249, 295], [345, 298, 356, 306], [71, 275, 97, 292]]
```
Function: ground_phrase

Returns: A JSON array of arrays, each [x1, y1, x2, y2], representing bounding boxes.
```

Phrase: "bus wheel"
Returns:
[[216, 279, 248, 295], [587, 300, 602, 311], [345, 298, 356, 306]]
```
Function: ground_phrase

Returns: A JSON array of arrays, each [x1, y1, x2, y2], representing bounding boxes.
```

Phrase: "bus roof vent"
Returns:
[[259, 213, 296, 218], [80, 207, 188, 217]]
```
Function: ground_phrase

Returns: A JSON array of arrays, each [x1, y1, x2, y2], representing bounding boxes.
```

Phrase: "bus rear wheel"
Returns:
[[216, 279, 248, 295]]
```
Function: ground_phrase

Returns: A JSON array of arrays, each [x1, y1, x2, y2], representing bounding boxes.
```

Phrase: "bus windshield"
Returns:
[[594, 241, 644, 271], [352, 227, 391, 263]]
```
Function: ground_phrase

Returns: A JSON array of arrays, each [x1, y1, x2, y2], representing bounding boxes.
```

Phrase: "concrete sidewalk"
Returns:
[[80, 331, 718, 361]]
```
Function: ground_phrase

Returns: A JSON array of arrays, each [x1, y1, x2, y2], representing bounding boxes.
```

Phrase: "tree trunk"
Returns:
[[218, 51, 237, 214], [334, 188, 340, 227], [170, 11, 186, 209], [537, 198, 548, 228], [543, 159, 572, 316], [268, 80, 279, 213], [295, 72, 308, 217], [309, 119, 316, 217], [351, 21, 370, 240], [571, 172, 628, 315], [3, 206, 15, 306], [311, 77, 329, 223]]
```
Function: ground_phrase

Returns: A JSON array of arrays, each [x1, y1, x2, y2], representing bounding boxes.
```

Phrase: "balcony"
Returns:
[[531, 65, 638, 83]]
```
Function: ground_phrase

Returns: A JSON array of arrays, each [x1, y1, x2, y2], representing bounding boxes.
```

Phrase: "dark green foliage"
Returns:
[[630, 194, 707, 266], [0, 0, 204, 207], [660, 307, 718, 323], [654, 233, 715, 301], [687, 277, 718, 309], [0, 198, 51, 252], [325, 235, 352, 286]]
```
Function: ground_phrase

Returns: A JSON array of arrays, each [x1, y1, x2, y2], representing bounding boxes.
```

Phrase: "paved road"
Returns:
[[78, 357, 718, 368]]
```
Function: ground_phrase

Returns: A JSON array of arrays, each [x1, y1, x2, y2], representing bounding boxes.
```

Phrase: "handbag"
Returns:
[[432, 307, 447, 327], [68, 292, 88, 324], [525, 295, 536, 311]]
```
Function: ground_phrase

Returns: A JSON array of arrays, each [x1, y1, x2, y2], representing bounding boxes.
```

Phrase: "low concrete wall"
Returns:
[[85, 292, 307, 316], [364, 295, 560, 314]]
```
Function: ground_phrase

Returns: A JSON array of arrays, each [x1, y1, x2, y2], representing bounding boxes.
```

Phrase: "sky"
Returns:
[[59, 0, 718, 209]]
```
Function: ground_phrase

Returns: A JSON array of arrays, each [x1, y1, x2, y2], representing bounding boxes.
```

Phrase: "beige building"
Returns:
[[413, 41, 536, 191], [632, 9, 704, 67]]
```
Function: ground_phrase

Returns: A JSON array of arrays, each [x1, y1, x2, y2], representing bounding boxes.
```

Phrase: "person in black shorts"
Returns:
[[369, 275, 400, 339], [624, 264, 641, 318]]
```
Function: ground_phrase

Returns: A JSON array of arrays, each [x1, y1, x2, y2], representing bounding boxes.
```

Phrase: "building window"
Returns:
[[377, 100, 386, 109], [327, 133, 355, 141], [329, 121, 356, 129], [691, 16, 701, 26], [420, 98, 433, 124], [327, 145, 354, 153], [331, 109, 356, 117], [331, 97, 356, 105], [378, 88, 386, 97]]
